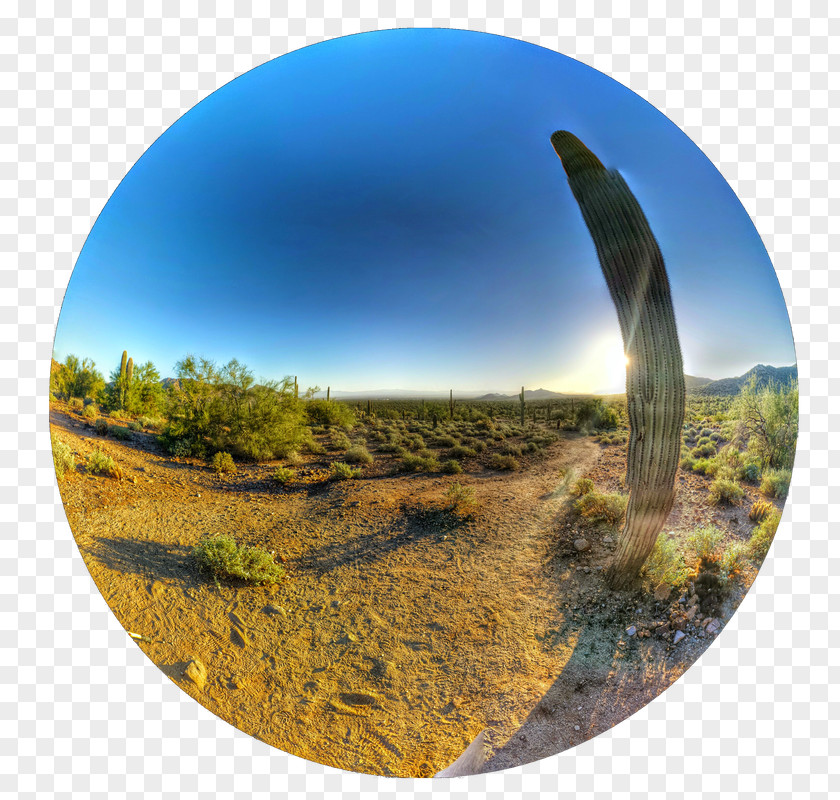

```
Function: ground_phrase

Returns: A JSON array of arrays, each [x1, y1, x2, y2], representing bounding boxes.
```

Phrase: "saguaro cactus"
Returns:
[[449, 389, 455, 420], [118, 350, 129, 409], [550, 131, 686, 590], [519, 386, 526, 427]]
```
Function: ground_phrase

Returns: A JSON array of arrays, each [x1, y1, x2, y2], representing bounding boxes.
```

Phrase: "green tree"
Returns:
[[734, 376, 798, 470]]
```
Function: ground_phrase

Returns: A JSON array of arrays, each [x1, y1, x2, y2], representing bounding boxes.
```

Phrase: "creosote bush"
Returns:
[[443, 483, 477, 517], [570, 477, 594, 497], [193, 535, 284, 585], [441, 459, 462, 475], [210, 451, 236, 474], [87, 448, 120, 478], [490, 453, 519, 471], [708, 476, 744, 506], [343, 445, 373, 464], [760, 468, 791, 499], [686, 525, 724, 563]]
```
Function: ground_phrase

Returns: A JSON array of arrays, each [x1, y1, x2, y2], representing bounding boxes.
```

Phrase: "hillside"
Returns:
[[692, 364, 798, 396]]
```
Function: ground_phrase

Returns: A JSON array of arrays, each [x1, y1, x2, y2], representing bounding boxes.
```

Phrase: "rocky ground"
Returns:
[[50, 402, 773, 777]]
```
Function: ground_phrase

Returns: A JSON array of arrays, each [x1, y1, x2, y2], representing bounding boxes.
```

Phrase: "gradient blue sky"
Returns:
[[54, 28, 795, 395]]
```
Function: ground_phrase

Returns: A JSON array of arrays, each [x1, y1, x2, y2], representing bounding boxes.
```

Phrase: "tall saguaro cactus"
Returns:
[[550, 131, 686, 590]]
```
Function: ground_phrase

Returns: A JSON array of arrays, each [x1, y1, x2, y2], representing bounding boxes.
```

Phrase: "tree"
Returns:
[[550, 131, 686, 590], [734, 376, 798, 470]]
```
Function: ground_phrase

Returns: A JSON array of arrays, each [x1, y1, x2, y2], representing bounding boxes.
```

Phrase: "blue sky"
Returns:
[[54, 28, 795, 394]]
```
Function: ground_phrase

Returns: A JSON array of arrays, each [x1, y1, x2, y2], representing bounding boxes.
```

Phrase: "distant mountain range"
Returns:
[[690, 364, 798, 396]]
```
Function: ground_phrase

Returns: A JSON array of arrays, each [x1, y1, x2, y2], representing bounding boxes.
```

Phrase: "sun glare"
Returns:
[[562, 333, 628, 394]]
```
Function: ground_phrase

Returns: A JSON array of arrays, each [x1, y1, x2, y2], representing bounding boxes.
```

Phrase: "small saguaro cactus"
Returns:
[[118, 350, 130, 409], [550, 130, 686, 590], [294, 376, 298, 399], [326, 386, 330, 402], [449, 389, 454, 420], [519, 386, 526, 427]]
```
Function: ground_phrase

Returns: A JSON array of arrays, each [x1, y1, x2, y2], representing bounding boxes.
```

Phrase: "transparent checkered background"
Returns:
[[3, 2, 836, 798]]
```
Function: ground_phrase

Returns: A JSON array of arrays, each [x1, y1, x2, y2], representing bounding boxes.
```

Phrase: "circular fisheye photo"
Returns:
[[50, 29, 796, 777]]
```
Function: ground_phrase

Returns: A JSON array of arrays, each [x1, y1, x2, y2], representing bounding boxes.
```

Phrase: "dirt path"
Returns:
[[52, 407, 746, 776]]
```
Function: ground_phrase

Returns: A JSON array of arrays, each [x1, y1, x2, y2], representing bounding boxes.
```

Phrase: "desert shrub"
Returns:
[[405, 435, 426, 452], [489, 453, 519, 471], [167, 437, 197, 458], [574, 491, 627, 527], [377, 439, 403, 453], [680, 454, 696, 471], [126, 420, 142, 432], [443, 483, 477, 516], [285, 450, 303, 466], [450, 445, 477, 459], [69, 397, 84, 409], [570, 477, 594, 497], [51, 436, 75, 480], [748, 509, 781, 560], [210, 451, 236, 474], [691, 443, 717, 459], [330, 461, 361, 480], [697, 436, 712, 446], [109, 425, 131, 441], [305, 399, 355, 429], [94, 418, 109, 436], [327, 429, 352, 451], [739, 461, 762, 483], [735, 376, 798, 470], [441, 459, 463, 474], [138, 415, 164, 431], [193, 535, 284, 585], [700, 428, 714, 437], [524, 441, 541, 453], [691, 458, 713, 475], [82, 403, 98, 420], [760, 468, 792, 499], [720, 541, 749, 578], [686, 525, 724, 562], [434, 435, 458, 448], [501, 442, 522, 457], [641, 533, 689, 591], [87, 448, 119, 478], [301, 437, 326, 455], [399, 453, 440, 473], [272, 466, 295, 484], [344, 445, 373, 464]]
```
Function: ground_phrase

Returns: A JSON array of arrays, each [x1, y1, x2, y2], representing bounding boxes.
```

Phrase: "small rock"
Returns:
[[705, 618, 723, 635], [574, 725, 580, 731], [573, 538, 590, 552], [625, 625, 637, 637], [262, 604, 285, 616], [184, 658, 207, 691], [673, 630, 685, 644], [603, 536, 614, 545]]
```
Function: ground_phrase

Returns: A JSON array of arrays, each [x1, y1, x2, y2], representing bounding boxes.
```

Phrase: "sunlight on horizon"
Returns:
[[558, 331, 628, 394]]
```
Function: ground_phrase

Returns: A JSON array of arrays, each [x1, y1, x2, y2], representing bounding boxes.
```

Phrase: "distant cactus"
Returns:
[[551, 131, 686, 590], [326, 386, 330, 402], [519, 386, 525, 426], [450, 389, 454, 420]]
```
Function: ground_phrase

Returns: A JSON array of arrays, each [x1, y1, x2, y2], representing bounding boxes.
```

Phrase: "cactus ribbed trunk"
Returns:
[[550, 131, 685, 590], [519, 387, 525, 427], [326, 386, 330, 402]]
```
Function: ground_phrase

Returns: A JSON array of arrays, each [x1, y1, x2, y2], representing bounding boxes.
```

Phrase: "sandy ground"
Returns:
[[51, 404, 770, 777]]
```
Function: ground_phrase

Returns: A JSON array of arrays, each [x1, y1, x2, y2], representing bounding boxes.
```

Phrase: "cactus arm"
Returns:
[[550, 131, 686, 589]]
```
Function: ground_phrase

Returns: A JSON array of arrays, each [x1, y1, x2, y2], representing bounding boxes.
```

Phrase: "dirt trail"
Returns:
[[52, 407, 747, 776]]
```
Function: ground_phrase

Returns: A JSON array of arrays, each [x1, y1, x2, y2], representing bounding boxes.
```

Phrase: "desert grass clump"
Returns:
[[328, 429, 352, 451], [399, 453, 440, 473], [686, 525, 724, 563], [344, 445, 373, 465], [641, 533, 689, 592], [87, 448, 120, 478], [748, 509, 781, 560], [570, 477, 594, 497], [441, 459, 463, 475], [574, 491, 627, 527], [708, 476, 744, 506], [330, 461, 361, 480], [760, 468, 792, 500], [748, 499, 774, 523], [489, 453, 519, 471], [272, 466, 295, 484], [720, 541, 749, 578], [193, 535, 284, 585], [210, 451, 236, 474], [51, 436, 76, 480], [691, 443, 716, 459], [450, 445, 477, 459], [443, 482, 477, 517]]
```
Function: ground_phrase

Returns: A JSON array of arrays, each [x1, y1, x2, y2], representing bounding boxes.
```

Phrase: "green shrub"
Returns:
[[330, 461, 361, 480], [443, 482, 477, 516], [51, 436, 75, 480], [708, 477, 744, 505], [192, 535, 284, 585], [760, 468, 792, 499], [138, 415, 165, 431], [94, 418, 109, 436], [641, 533, 689, 591], [210, 451, 236, 474], [691, 443, 716, 458], [109, 425, 131, 441], [434, 435, 458, 448], [399, 453, 440, 473], [748, 509, 781, 560], [574, 491, 627, 527], [327, 430, 351, 451], [344, 445, 373, 464], [680, 454, 696, 471], [720, 541, 749, 578], [501, 443, 522, 457], [441, 459, 463, 475], [686, 525, 724, 562], [272, 466, 295, 484], [87, 448, 119, 478], [739, 461, 761, 483], [490, 453, 519, 471], [450, 445, 478, 459], [82, 403, 98, 420], [305, 399, 355, 429], [126, 420, 142, 432], [570, 477, 594, 497], [302, 437, 326, 455]]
